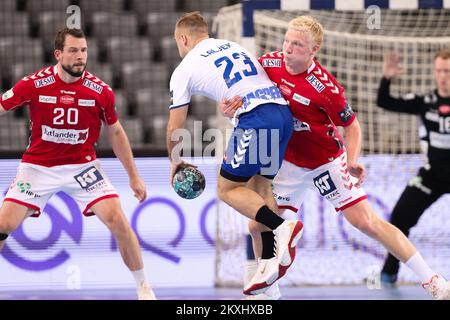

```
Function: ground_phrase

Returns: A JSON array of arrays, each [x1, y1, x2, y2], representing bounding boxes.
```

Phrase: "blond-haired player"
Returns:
[[222, 16, 450, 300]]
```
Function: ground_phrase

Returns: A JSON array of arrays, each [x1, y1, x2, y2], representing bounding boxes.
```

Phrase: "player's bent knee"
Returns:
[[0, 233, 8, 241]]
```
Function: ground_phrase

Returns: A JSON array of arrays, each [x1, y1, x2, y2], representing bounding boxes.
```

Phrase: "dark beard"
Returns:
[[62, 64, 86, 77]]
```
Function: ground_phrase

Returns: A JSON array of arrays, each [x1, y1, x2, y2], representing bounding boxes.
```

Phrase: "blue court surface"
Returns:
[[0, 285, 430, 300]]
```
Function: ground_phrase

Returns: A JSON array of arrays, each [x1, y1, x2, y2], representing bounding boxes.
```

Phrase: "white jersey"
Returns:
[[169, 38, 287, 114]]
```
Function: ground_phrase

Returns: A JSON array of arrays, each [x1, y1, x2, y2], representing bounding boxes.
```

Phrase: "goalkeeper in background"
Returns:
[[376, 50, 450, 286], [222, 16, 450, 300]]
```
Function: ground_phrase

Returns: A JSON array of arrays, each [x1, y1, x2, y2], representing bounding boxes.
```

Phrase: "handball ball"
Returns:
[[172, 167, 206, 199]]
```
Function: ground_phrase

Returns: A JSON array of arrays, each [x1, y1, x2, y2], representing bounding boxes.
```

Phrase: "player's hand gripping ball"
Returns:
[[172, 167, 206, 199]]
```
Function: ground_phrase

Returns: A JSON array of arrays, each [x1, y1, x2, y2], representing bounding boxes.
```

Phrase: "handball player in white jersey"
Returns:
[[167, 12, 303, 295], [0, 28, 155, 300], [222, 16, 450, 300]]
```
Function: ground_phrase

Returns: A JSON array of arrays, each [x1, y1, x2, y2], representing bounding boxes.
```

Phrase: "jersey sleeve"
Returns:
[[321, 79, 356, 127], [0, 79, 33, 111], [169, 65, 191, 109], [376, 77, 425, 114], [101, 87, 119, 125]]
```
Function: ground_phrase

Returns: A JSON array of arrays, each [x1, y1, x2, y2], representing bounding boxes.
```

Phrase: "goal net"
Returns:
[[213, 6, 450, 287]]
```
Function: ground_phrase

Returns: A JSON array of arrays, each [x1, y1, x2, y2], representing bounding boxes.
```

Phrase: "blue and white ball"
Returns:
[[172, 167, 206, 199]]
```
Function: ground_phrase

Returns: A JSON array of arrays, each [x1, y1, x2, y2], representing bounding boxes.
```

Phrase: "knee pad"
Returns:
[[0, 233, 8, 241]]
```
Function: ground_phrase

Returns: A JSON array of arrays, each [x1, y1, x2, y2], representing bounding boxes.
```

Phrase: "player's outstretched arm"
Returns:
[[0, 103, 6, 115], [377, 53, 423, 114], [106, 121, 147, 202]]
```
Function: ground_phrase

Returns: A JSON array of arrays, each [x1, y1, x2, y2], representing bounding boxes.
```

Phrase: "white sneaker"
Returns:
[[273, 220, 304, 278], [137, 281, 157, 300], [243, 282, 282, 300], [422, 275, 450, 300], [243, 257, 279, 296]]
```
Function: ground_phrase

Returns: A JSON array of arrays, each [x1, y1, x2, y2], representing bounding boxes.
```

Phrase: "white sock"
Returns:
[[131, 268, 148, 287], [405, 252, 436, 283]]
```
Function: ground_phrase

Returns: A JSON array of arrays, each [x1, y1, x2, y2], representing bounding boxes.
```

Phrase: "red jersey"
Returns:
[[0, 65, 118, 167], [259, 52, 355, 169]]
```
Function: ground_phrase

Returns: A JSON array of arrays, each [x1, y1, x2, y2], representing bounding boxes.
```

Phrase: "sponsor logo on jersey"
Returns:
[[241, 85, 285, 109], [78, 99, 96, 107], [313, 171, 337, 196], [305, 74, 325, 93], [281, 78, 295, 88], [293, 93, 310, 106], [61, 90, 76, 95], [2, 89, 14, 100], [39, 95, 57, 104], [41, 125, 89, 145], [34, 76, 56, 88], [262, 58, 282, 67], [293, 117, 311, 132], [60, 95, 75, 105], [439, 104, 450, 115], [83, 79, 103, 94], [279, 84, 292, 96], [338, 103, 354, 123]]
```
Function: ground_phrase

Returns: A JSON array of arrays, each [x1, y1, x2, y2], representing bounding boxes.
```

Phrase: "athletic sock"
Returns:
[[261, 231, 276, 259], [255, 205, 284, 230], [405, 252, 436, 283], [131, 268, 148, 287]]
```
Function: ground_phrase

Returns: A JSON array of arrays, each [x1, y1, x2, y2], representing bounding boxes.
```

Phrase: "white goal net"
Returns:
[[213, 6, 450, 287]]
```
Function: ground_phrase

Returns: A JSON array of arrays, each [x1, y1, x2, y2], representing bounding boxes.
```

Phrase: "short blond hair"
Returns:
[[175, 11, 208, 35], [288, 16, 324, 47], [435, 48, 450, 61]]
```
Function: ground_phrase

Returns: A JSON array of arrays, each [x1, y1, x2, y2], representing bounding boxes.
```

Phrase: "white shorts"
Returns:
[[4, 160, 119, 217], [272, 153, 367, 213]]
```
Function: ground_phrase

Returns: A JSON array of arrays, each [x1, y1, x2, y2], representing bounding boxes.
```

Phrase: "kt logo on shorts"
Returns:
[[313, 171, 337, 196], [74, 166, 105, 192]]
